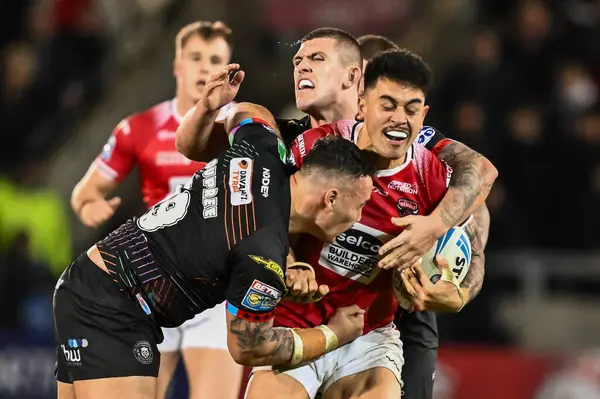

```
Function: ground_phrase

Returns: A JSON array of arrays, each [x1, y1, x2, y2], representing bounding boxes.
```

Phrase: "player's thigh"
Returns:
[[400, 342, 437, 399], [183, 348, 242, 399], [73, 376, 155, 399], [156, 351, 180, 399], [323, 367, 401, 399], [245, 370, 310, 399], [57, 382, 76, 399]]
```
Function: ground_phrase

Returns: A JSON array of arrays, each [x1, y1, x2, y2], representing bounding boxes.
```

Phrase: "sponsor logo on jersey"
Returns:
[[445, 164, 453, 188], [249, 255, 285, 285], [202, 158, 219, 218], [296, 134, 307, 158], [229, 158, 253, 206], [100, 135, 116, 161], [260, 168, 271, 198], [241, 279, 282, 312], [155, 151, 192, 166], [277, 138, 287, 164], [387, 181, 418, 195], [416, 126, 436, 146], [372, 186, 389, 197], [157, 130, 177, 140], [396, 198, 419, 217], [319, 223, 390, 284]]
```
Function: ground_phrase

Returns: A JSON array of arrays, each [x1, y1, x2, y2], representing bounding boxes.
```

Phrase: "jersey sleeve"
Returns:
[[416, 126, 453, 156], [425, 155, 453, 209], [287, 126, 333, 168], [225, 225, 287, 322], [94, 119, 137, 182]]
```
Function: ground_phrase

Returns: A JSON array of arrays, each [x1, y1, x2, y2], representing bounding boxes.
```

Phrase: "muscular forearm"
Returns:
[[228, 318, 295, 366], [175, 103, 220, 161], [432, 141, 498, 230], [459, 205, 488, 302], [228, 317, 335, 367]]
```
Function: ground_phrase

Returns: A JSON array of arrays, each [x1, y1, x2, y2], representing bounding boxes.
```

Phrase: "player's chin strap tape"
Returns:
[[440, 268, 469, 312]]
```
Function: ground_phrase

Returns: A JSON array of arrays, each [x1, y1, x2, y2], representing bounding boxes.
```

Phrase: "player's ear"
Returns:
[[421, 104, 430, 120], [173, 58, 180, 78], [357, 94, 366, 122], [343, 66, 362, 90], [323, 188, 338, 211]]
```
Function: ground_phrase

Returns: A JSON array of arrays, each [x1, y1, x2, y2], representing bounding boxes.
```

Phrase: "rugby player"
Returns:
[[233, 49, 487, 399], [359, 34, 491, 399], [54, 106, 377, 399], [70, 21, 243, 399]]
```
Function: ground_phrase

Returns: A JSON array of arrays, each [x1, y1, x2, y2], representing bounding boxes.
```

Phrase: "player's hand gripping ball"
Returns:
[[393, 225, 471, 310]]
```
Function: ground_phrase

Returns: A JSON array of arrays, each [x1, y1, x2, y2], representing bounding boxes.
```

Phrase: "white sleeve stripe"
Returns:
[[94, 159, 119, 181]]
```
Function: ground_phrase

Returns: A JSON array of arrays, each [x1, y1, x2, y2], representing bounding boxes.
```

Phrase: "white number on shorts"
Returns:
[[137, 190, 191, 232]]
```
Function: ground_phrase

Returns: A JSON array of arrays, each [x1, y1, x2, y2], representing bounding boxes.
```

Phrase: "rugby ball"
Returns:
[[393, 225, 472, 310]]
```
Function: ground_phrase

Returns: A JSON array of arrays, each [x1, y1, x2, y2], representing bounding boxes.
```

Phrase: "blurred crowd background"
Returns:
[[0, 0, 598, 398]]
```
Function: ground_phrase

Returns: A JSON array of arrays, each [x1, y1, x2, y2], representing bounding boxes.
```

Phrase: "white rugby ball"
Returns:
[[393, 225, 472, 310]]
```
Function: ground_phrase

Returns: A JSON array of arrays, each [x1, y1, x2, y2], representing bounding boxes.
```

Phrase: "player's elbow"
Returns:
[[227, 343, 261, 366], [174, 132, 193, 158], [478, 155, 498, 187]]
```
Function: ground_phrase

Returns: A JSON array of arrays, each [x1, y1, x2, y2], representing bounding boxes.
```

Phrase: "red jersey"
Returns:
[[95, 99, 235, 208], [276, 121, 451, 334]]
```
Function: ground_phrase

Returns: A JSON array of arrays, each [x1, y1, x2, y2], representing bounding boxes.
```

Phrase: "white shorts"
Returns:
[[252, 323, 404, 398], [158, 301, 228, 353]]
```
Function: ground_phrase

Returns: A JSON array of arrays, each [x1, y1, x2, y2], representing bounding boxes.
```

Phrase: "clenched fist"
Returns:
[[326, 305, 365, 346]]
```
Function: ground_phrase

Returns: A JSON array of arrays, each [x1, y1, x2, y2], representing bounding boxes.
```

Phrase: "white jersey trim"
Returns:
[[94, 159, 119, 181], [171, 98, 185, 124]]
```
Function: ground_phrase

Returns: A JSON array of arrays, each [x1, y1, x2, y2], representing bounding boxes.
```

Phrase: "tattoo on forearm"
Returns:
[[460, 218, 485, 301], [229, 318, 294, 364], [437, 142, 494, 227]]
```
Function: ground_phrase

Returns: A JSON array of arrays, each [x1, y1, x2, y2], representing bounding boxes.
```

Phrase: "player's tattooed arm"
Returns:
[[459, 204, 489, 302], [227, 316, 295, 366], [433, 141, 497, 230]]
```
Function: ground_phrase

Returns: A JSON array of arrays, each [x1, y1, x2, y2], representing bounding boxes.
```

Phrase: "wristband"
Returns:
[[289, 328, 304, 366], [316, 325, 338, 352]]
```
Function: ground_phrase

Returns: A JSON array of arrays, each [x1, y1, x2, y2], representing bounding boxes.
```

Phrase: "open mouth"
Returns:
[[196, 79, 207, 87], [297, 78, 315, 91], [383, 130, 409, 141]]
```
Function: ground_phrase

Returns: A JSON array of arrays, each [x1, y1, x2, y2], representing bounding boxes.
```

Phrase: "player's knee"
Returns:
[[225, 102, 278, 133]]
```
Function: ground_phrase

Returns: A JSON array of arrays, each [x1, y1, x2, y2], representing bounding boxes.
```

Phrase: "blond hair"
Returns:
[[175, 21, 233, 58]]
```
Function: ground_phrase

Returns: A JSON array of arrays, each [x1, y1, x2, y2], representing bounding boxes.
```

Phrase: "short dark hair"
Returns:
[[302, 135, 376, 180], [358, 35, 399, 62], [176, 21, 233, 57], [300, 27, 362, 68], [364, 49, 433, 95]]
